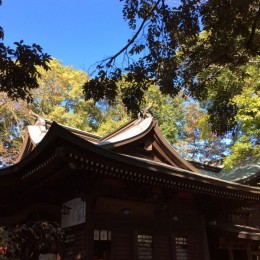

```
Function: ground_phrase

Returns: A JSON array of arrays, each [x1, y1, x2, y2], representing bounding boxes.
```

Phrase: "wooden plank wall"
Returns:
[[63, 225, 85, 259], [112, 229, 134, 260], [153, 233, 172, 260]]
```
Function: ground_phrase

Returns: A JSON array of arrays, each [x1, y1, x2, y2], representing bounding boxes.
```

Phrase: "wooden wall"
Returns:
[[93, 194, 205, 260]]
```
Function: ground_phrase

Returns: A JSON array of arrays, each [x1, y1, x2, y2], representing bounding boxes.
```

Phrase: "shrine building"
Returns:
[[0, 111, 259, 260]]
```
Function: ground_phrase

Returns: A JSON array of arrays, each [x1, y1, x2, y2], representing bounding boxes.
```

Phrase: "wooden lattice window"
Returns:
[[137, 234, 153, 260], [93, 229, 111, 260], [175, 236, 188, 260]]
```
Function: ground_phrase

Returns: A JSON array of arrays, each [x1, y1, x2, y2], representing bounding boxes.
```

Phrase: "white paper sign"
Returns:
[[39, 254, 56, 260], [61, 198, 86, 228]]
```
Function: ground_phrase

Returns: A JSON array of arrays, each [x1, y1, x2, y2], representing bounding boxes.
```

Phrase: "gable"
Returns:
[[16, 117, 101, 163], [99, 115, 200, 173], [16, 114, 200, 174]]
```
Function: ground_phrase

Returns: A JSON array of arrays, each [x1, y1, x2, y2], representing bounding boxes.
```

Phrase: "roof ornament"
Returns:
[[138, 102, 155, 119], [35, 116, 47, 133], [28, 111, 47, 133]]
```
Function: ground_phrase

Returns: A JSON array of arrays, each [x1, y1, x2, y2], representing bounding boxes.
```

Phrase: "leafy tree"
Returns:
[[0, 60, 90, 166], [0, 221, 63, 260], [1, 58, 257, 169], [0, 1, 50, 101], [0, 93, 30, 166], [0, 61, 186, 165], [223, 64, 260, 169], [174, 101, 229, 165], [95, 99, 130, 136], [142, 85, 185, 144], [83, 0, 260, 134], [0, 60, 131, 165], [29, 59, 100, 132], [187, 60, 260, 169], [31, 59, 134, 135], [0, 59, 93, 166]]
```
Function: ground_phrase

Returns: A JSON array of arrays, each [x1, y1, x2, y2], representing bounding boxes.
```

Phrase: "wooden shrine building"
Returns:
[[0, 111, 259, 260]]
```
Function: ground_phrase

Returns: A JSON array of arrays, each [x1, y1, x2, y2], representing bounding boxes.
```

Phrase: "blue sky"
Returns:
[[0, 0, 133, 73]]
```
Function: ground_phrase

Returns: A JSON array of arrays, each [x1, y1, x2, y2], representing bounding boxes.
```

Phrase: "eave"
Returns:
[[1, 123, 259, 204], [237, 172, 260, 187]]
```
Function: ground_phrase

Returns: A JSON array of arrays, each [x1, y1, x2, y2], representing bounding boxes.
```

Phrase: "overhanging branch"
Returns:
[[107, 0, 162, 66]]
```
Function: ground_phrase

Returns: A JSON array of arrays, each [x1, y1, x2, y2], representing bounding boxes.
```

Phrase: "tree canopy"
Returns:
[[2, 58, 258, 169], [0, 60, 131, 166], [223, 63, 260, 169], [174, 101, 230, 165], [83, 0, 260, 135], [0, 0, 50, 102]]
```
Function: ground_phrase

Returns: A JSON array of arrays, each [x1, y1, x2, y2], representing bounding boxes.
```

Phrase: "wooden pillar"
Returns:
[[200, 215, 211, 260], [228, 245, 234, 260], [247, 243, 253, 260], [133, 230, 138, 260], [85, 191, 96, 260], [171, 233, 177, 260]]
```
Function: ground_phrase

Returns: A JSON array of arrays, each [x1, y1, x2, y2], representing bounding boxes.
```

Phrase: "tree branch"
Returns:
[[107, 0, 162, 66], [245, 8, 260, 52]]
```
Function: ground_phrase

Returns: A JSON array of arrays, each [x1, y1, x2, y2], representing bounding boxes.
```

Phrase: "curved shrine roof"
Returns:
[[0, 115, 259, 203]]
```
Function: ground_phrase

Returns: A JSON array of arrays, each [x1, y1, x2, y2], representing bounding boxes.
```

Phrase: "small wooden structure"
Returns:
[[0, 112, 259, 260]]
